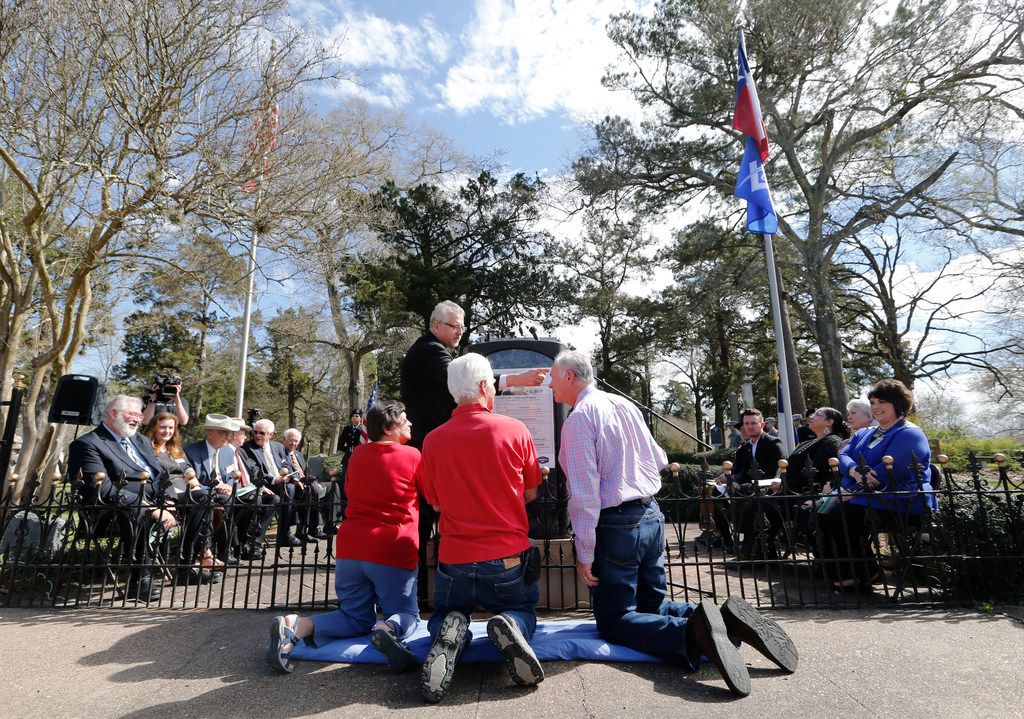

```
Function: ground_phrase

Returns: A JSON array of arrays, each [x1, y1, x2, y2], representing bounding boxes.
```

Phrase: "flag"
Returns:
[[733, 33, 778, 235], [365, 380, 378, 413]]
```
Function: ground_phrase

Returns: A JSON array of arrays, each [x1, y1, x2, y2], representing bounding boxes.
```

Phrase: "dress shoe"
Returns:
[[125, 575, 162, 602], [224, 551, 240, 566], [721, 597, 798, 673], [278, 533, 303, 548], [239, 544, 266, 561], [308, 530, 329, 541], [683, 602, 751, 697], [179, 567, 219, 585], [296, 531, 319, 543]]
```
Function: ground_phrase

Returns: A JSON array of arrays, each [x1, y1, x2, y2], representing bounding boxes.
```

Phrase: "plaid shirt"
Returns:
[[560, 385, 667, 563]]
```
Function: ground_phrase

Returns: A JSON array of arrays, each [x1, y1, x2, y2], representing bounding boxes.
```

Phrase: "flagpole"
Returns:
[[234, 228, 258, 417], [762, 231, 796, 454]]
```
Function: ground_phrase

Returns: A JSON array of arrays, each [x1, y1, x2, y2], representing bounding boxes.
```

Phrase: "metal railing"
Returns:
[[0, 451, 1020, 610]]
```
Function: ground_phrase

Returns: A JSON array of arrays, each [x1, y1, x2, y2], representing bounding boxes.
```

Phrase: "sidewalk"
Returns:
[[1, 606, 1021, 718]]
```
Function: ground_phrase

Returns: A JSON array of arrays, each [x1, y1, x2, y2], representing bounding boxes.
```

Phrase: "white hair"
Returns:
[[553, 350, 594, 385], [447, 353, 493, 404], [253, 418, 276, 433], [283, 428, 301, 440], [846, 399, 871, 416], [430, 300, 464, 325], [105, 394, 141, 415]]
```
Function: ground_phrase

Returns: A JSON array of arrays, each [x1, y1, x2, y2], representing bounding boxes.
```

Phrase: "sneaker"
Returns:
[[486, 615, 544, 687], [684, 602, 751, 697], [371, 626, 417, 673], [421, 611, 469, 703], [721, 597, 798, 673]]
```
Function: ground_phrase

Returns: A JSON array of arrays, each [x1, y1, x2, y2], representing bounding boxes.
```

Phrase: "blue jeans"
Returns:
[[309, 558, 420, 646], [591, 499, 697, 667], [427, 557, 539, 643]]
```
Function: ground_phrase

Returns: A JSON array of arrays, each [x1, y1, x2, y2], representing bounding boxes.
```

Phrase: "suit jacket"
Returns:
[[400, 332, 457, 450], [242, 439, 292, 482], [731, 433, 784, 483], [183, 440, 240, 486], [285, 448, 307, 475], [67, 424, 162, 504]]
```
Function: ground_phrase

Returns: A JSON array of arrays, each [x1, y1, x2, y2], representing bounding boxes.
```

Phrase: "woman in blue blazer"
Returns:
[[820, 379, 936, 589]]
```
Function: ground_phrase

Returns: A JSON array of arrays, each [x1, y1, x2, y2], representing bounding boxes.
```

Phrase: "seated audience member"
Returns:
[[267, 401, 421, 673], [819, 379, 936, 590], [143, 412, 217, 584], [844, 399, 874, 450], [282, 428, 329, 541], [416, 353, 544, 704], [67, 395, 178, 601], [698, 409, 782, 552], [764, 417, 780, 437], [244, 419, 303, 548], [226, 419, 280, 560], [794, 414, 816, 443], [550, 351, 797, 697]]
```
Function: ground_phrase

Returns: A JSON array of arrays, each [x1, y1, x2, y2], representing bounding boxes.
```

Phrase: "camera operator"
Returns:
[[141, 367, 190, 427]]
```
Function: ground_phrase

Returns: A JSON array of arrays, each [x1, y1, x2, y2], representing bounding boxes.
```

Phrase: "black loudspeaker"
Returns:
[[48, 374, 106, 425]]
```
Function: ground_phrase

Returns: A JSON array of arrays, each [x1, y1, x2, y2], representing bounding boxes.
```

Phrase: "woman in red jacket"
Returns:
[[267, 400, 421, 673]]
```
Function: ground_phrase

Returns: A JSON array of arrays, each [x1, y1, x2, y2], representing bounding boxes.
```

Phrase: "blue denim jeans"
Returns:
[[591, 499, 697, 667], [427, 557, 539, 643], [309, 558, 420, 646]]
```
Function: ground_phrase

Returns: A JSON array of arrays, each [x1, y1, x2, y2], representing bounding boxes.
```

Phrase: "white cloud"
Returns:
[[440, 0, 649, 124], [330, 10, 450, 72]]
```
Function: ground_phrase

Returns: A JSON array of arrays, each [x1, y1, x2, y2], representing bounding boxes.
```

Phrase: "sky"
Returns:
[[76, 0, 1013, 427]]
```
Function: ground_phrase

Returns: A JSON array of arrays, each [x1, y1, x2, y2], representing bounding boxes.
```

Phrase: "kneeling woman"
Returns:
[[268, 400, 421, 672]]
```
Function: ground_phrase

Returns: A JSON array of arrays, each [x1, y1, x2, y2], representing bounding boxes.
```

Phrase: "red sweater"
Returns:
[[417, 404, 542, 564], [335, 442, 421, 570]]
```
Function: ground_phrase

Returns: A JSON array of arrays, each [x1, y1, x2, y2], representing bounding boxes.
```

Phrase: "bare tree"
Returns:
[[0, 0, 336, 498]]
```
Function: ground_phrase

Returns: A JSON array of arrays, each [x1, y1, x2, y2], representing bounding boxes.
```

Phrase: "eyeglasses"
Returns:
[[121, 410, 143, 420], [442, 321, 465, 333], [253, 430, 271, 436]]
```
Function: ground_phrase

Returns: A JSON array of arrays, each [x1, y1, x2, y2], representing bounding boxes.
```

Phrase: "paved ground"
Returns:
[[1, 606, 1023, 719]]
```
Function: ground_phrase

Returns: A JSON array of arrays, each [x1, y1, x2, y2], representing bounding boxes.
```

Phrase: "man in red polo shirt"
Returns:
[[416, 352, 544, 704]]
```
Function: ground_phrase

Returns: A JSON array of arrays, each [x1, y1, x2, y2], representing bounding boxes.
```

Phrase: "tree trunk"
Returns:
[[330, 420, 341, 453], [807, 261, 850, 408]]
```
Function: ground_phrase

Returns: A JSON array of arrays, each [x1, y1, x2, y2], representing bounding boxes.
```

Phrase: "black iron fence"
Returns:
[[0, 451, 1021, 610]]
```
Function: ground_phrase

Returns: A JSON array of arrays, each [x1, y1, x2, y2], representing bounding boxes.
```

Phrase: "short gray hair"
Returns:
[[430, 300, 464, 325], [105, 394, 141, 415], [282, 428, 301, 441], [447, 353, 493, 404], [253, 418, 276, 433], [553, 350, 594, 385], [846, 399, 870, 416]]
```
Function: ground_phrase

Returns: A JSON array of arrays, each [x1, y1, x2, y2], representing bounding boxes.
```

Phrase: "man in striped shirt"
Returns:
[[550, 350, 798, 697]]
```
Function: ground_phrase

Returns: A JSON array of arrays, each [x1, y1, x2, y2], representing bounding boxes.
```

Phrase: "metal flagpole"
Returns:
[[234, 229, 258, 417], [761, 232, 796, 454]]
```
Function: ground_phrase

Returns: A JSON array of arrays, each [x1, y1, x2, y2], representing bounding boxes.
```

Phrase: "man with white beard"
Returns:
[[68, 394, 178, 602]]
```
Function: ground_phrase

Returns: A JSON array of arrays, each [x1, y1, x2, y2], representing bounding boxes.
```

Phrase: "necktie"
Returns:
[[212, 447, 221, 482], [263, 444, 279, 475], [235, 449, 250, 487], [119, 437, 144, 469], [290, 452, 305, 478]]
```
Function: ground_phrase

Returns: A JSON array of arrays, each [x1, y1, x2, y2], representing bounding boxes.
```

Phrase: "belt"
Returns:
[[608, 496, 654, 510]]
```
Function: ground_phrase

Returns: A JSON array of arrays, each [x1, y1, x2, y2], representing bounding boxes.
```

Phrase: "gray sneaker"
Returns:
[[421, 612, 469, 703], [486, 615, 544, 686]]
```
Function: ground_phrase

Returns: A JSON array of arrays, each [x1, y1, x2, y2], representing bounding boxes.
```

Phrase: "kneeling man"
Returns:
[[416, 353, 544, 703], [551, 350, 798, 697]]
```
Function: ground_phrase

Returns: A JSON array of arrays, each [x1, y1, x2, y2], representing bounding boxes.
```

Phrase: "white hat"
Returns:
[[203, 414, 236, 431], [229, 417, 252, 431]]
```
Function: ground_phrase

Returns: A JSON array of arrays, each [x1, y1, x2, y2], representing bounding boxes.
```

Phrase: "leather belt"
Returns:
[[608, 496, 654, 510]]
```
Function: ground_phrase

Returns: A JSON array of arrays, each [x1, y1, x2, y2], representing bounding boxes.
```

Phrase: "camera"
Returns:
[[246, 408, 262, 427], [153, 373, 182, 400]]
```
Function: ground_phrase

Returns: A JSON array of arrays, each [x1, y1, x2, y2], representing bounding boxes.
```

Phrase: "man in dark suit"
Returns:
[[243, 418, 303, 548], [399, 299, 547, 600], [727, 408, 785, 557], [282, 428, 329, 540], [67, 395, 179, 601], [226, 418, 280, 559]]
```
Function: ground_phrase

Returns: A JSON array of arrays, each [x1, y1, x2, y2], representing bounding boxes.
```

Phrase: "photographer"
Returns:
[[141, 367, 190, 427]]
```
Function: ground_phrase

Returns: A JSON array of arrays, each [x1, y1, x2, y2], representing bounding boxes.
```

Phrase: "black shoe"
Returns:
[[421, 611, 469, 703], [371, 626, 417, 672], [684, 602, 751, 697], [125, 575, 162, 602], [486, 615, 544, 686], [695, 533, 723, 550], [296, 532, 318, 543], [309, 530, 329, 540], [721, 597, 798, 674], [224, 552, 240, 566], [240, 545, 266, 561], [278, 533, 303, 548], [179, 567, 219, 585]]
